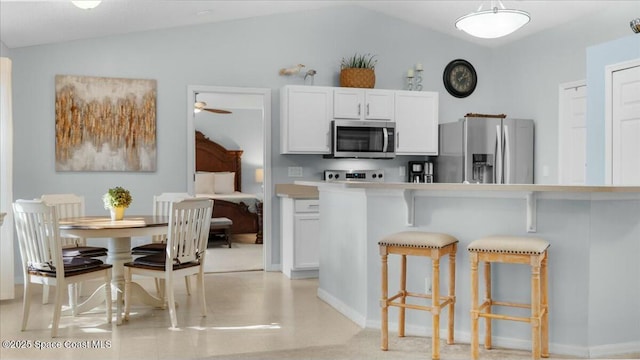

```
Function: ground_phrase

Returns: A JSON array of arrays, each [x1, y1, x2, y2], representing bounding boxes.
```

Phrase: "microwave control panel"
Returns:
[[323, 169, 384, 182]]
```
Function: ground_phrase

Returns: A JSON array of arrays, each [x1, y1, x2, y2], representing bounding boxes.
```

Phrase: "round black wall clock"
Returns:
[[443, 59, 477, 98]]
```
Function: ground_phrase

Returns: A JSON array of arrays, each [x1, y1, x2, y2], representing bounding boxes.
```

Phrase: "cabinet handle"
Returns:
[[358, 104, 361, 116], [397, 132, 400, 147], [366, 103, 370, 116]]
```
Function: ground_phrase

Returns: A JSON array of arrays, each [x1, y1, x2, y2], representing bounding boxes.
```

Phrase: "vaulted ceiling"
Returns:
[[0, 1, 626, 49]]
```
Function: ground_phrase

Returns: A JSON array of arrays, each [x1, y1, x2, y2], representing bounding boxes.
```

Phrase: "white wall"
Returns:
[[490, 2, 638, 184], [6, 4, 636, 280]]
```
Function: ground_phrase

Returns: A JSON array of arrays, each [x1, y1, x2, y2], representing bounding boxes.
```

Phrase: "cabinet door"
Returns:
[[395, 91, 439, 155], [365, 90, 394, 120], [334, 89, 394, 120], [293, 213, 320, 269], [280, 86, 332, 154], [333, 88, 364, 119]]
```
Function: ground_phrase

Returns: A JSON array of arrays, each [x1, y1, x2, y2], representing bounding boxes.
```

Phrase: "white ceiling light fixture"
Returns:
[[71, 1, 102, 10], [455, 0, 530, 39]]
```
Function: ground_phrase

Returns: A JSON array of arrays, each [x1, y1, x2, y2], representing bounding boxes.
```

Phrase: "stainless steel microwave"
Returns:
[[327, 120, 395, 159]]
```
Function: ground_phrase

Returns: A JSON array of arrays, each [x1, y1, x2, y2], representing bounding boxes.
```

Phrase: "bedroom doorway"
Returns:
[[186, 86, 273, 272]]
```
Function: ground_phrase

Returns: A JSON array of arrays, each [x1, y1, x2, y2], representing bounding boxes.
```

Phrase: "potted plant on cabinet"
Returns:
[[340, 53, 377, 88], [103, 186, 132, 220]]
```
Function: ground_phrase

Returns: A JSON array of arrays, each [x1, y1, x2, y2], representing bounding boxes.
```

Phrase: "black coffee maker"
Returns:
[[408, 161, 434, 183]]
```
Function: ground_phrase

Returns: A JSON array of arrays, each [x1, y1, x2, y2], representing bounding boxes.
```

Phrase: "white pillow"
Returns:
[[195, 172, 216, 194], [213, 172, 235, 194]]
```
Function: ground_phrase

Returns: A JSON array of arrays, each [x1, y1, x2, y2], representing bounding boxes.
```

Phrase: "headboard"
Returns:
[[195, 131, 243, 192]]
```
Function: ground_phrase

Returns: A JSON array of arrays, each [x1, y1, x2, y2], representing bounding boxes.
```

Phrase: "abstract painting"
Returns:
[[55, 75, 157, 171]]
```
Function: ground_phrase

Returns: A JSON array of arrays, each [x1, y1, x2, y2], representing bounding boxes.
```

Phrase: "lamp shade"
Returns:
[[455, 6, 530, 39], [255, 168, 264, 184], [71, 1, 102, 10]]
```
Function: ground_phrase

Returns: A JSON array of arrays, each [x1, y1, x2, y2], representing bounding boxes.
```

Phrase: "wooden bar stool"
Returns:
[[379, 231, 458, 360], [468, 235, 550, 360]]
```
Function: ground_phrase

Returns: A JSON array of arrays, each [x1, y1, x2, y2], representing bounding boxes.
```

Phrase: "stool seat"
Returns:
[[379, 231, 458, 249], [468, 236, 549, 255]]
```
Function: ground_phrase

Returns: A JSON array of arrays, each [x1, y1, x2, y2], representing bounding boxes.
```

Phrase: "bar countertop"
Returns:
[[296, 181, 640, 193]]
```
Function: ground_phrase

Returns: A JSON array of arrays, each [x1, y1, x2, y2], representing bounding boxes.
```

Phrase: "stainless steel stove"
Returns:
[[323, 169, 385, 182]]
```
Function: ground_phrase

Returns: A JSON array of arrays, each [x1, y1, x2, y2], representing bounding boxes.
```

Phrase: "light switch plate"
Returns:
[[399, 166, 406, 177], [288, 166, 303, 177]]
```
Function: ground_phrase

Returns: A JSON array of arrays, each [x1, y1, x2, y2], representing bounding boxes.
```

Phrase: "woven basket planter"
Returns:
[[340, 68, 375, 88]]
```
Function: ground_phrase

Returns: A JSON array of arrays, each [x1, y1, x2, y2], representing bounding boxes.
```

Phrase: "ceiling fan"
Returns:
[[194, 101, 232, 114]]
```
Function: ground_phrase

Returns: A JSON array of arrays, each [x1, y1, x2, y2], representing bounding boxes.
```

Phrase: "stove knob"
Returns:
[[378, 173, 383, 179], [335, 174, 340, 179], [327, 174, 333, 179], [372, 174, 377, 179]]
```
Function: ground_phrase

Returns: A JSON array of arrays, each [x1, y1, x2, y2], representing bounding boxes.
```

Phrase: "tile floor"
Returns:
[[0, 272, 361, 360]]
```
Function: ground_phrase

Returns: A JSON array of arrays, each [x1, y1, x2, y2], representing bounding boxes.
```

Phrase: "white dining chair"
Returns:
[[12, 200, 112, 337], [124, 198, 213, 328], [39, 193, 108, 310], [131, 192, 194, 295]]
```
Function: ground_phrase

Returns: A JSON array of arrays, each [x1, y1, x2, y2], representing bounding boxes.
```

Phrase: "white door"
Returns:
[[558, 82, 587, 185], [612, 65, 640, 185]]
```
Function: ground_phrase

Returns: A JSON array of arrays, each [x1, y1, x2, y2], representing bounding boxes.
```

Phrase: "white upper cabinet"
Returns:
[[394, 91, 439, 155], [333, 88, 394, 120], [280, 85, 333, 154]]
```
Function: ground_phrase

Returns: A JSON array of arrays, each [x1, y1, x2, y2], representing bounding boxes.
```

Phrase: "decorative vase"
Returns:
[[110, 206, 125, 221], [340, 68, 375, 88]]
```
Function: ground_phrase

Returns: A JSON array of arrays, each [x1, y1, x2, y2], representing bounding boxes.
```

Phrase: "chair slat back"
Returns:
[[166, 198, 213, 266], [13, 200, 63, 275], [40, 194, 85, 248], [152, 193, 192, 244]]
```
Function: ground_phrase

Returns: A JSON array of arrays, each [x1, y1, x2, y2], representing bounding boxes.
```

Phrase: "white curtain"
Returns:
[[0, 57, 15, 300]]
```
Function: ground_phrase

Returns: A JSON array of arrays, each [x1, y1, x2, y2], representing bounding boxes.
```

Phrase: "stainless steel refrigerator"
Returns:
[[435, 114, 534, 184]]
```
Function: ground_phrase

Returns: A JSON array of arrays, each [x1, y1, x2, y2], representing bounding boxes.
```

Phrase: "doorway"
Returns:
[[186, 86, 273, 271]]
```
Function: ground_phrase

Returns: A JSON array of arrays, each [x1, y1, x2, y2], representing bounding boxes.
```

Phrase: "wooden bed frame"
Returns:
[[195, 131, 261, 242]]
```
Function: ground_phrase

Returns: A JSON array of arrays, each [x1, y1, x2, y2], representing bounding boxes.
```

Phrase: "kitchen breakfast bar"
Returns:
[[297, 181, 640, 358]]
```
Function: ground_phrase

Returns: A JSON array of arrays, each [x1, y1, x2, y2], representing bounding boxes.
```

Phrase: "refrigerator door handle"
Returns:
[[495, 125, 502, 184], [503, 125, 511, 184]]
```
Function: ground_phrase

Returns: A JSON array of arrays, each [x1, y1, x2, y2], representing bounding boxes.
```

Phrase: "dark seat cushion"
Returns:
[[124, 254, 200, 271], [28, 257, 112, 277], [131, 242, 166, 255], [62, 246, 107, 258]]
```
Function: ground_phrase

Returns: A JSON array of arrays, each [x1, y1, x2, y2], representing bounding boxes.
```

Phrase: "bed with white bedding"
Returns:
[[195, 131, 261, 243]]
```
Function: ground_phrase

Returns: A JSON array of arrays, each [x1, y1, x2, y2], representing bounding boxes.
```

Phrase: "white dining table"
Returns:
[[59, 215, 169, 324]]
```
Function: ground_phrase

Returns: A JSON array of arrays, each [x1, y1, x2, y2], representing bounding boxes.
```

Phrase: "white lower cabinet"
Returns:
[[281, 198, 319, 279]]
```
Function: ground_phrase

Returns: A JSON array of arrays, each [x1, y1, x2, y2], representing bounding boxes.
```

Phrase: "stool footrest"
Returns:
[[478, 312, 531, 323], [386, 291, 455, 312]]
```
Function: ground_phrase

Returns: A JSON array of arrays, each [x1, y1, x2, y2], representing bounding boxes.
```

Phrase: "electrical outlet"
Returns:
[[288, 166, 303, 177], [399, 166, 406, 177]]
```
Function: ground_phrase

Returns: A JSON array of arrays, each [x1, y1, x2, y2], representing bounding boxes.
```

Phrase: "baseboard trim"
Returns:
[[589, 341, 640, 358], [316, 288, 366, 328]]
